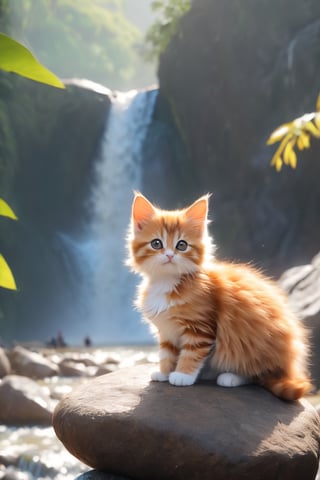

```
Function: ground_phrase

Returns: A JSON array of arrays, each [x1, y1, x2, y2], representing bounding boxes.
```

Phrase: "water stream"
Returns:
[[59, 88, 158, 345], [0, 346, 159, 480], [88, 88, 158, 344]]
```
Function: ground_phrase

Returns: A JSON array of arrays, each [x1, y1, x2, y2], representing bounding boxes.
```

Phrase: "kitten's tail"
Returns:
[[259, 375, 313, 401]]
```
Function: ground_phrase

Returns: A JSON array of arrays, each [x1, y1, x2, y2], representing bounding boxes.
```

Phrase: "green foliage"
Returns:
[[0, 33, 64, 88], [0, 198, 17, 220], [267, 94, 320, 171], [0, 31, 69, 292], [0, 254, 16, 290], [0, 0, 153, 89], [0, 199, 17, 290], [145, 0, 191, 60]]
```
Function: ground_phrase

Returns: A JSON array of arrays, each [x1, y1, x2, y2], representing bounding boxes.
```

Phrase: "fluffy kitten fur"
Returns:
[[127, 193, 312, 400]]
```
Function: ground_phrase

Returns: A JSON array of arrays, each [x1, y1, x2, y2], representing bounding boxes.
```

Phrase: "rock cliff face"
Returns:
[[142, 93, 190, 207], [279, 252, 320, 388], [158, 0, 320, 275], [0, 75, 110, 341]]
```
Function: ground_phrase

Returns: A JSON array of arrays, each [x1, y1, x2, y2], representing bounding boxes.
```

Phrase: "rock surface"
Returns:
[[53, 365, 320, 480], [58, 358, 99, 377], [9, 345, 59, 379], [0, 74, 111, 344], [158, 0, 320, 276], [76, 472, 130, 480], [0, 347, 11, 378], [279, 252, 320, 388], [0, 375, 54, 425]]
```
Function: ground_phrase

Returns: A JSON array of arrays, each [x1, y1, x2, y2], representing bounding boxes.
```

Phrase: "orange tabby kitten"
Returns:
[[127, 193, 312, 400]]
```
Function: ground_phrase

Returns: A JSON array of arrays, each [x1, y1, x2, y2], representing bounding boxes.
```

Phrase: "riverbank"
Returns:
[[0, 345, 158, 480], [1, 344, 320, 480]]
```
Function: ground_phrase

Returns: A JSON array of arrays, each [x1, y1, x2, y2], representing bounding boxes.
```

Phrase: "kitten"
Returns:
[[127, 192, 312, 400]]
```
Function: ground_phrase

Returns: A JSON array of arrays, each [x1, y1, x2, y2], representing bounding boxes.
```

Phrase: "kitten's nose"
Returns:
[[166, 252, 174, 262]]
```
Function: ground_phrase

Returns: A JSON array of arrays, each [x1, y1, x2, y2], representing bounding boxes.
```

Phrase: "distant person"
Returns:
[[56, 331, 67, 348], [47, 337, 57, 348], [84, 335, 92, 347]]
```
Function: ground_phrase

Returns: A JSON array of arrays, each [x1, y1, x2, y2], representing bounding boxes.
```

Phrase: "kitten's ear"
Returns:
[[132, 193, 156, 231], [185, 195, 209, 232]]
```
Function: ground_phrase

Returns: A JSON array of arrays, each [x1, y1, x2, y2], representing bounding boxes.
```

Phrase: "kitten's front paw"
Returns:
[[169, 371, 197, 386], [217, 372, 251, 387], [151, 371, 169, 382]]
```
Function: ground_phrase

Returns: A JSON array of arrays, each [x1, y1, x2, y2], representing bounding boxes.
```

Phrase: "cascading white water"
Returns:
[[85, 88, 158, 344]]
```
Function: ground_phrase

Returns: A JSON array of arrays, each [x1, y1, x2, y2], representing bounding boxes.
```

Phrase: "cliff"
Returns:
[[0, 75, 110, 341], [158, 0, 320, 275]]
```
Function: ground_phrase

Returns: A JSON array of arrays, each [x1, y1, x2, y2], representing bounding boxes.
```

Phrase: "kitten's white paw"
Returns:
[[151, 371, 169, 382], [217, 372, 251, 387], [169, 371, 197, 386]]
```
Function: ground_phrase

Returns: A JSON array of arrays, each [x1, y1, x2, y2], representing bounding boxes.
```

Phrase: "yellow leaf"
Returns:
[[0, 199, 18, 220], [266, 123, 291, 145], [316, 94, 320, 112], [275, 157, 283, 171], [0, 254, 17, 290], [289, 149, 297, 169], [297, 136, 304, 150], [283, 147, 290, 165], [296, 132, 310, 150], [304, 121, 320, 138], [283, 140, 296, 165], [314, 114, 320, 131]]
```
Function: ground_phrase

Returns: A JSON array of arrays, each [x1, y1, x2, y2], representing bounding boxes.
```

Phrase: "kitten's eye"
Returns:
[[176, 240, 188, 252], [150, 239, 163, 250]]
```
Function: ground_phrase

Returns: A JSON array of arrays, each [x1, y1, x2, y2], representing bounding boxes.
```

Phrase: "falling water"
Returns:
[[85, 87, 158, 345]]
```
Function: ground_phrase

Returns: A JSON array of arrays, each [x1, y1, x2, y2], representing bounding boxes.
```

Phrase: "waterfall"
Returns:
[[84, 87, 158, 345]]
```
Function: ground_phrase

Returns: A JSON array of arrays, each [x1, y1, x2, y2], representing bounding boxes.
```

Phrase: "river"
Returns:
[[0, 345, 158, 480]]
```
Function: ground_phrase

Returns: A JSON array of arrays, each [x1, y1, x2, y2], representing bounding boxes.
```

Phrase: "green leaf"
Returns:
[[0, 198, 18, 220], [0, 33, 65, 89], [0, 254, 17, 290]]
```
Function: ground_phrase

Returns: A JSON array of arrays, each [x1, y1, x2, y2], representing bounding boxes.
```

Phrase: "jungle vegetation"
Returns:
[[0, 0, 155, 90]]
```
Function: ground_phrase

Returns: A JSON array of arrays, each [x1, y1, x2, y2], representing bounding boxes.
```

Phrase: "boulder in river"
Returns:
[[8, 345, 59, 379], [0, 375, 55, 425], [53, 364, 320, 480], [0, 347, 10, 378]]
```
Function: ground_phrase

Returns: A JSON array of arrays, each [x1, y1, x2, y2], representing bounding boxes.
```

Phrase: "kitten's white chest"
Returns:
[[141, 278, 179, 319]]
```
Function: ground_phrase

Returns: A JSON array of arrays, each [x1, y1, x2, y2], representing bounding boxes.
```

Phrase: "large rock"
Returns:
[[58, 358, 97, 377], [53, 365, 320, 480], [0, 347, 10, 377], [0, 375, 54, 425], [9, 345, 59, 379], [279, 252, 320, 387], [158, 0, 320, 275], [76, 473, 130, 480]]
